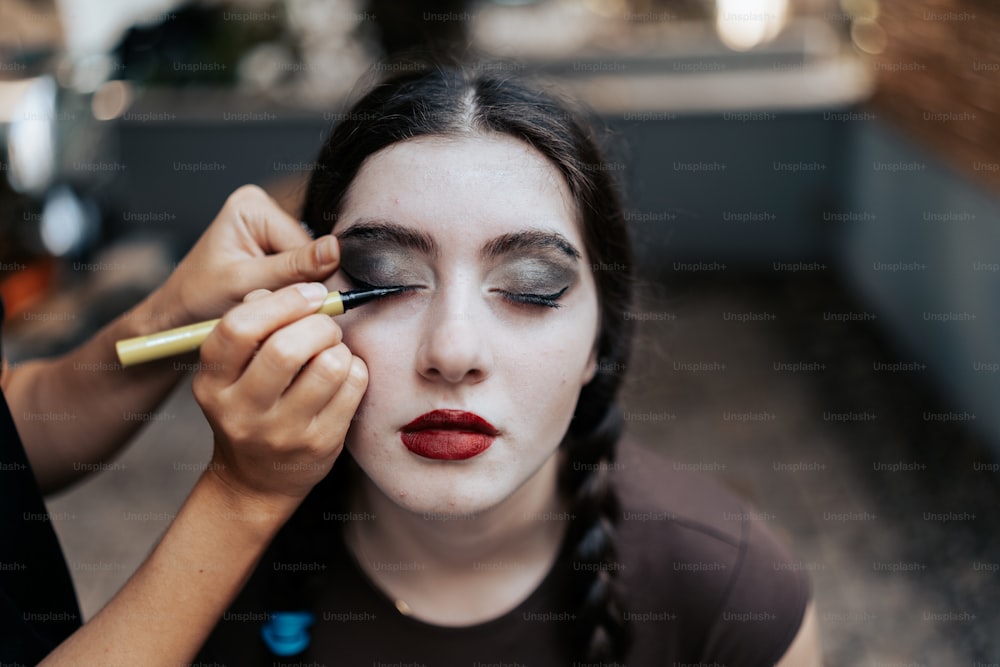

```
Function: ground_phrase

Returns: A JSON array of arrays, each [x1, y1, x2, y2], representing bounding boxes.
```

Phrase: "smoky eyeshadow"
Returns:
[[336, 240, 430, 288], [337, 232, 579, 295], [488, 257, 579, 295]]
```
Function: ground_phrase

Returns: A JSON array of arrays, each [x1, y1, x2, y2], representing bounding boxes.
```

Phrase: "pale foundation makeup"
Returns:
[[323, 133, 601, 521]]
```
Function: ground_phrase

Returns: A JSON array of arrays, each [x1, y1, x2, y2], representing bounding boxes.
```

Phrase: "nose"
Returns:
[[416, 286, 493, 385]]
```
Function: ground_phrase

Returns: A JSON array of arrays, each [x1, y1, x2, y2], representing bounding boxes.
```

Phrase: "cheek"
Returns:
[[503, 321, 594, 423], [336, 315, 405, 442], [335, 288, 424, 356]]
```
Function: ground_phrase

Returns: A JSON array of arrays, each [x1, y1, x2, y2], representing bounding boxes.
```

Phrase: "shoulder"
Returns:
[[610, 438, 812, 663]]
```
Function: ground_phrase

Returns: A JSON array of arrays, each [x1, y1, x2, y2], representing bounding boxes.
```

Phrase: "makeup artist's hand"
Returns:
[[141, 185, 340, 329], [192, 282, 367, 505], [11, 186, 339, 493]]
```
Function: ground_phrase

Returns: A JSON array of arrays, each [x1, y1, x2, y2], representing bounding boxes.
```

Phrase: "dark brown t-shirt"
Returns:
[[198, 440, 810, 666]]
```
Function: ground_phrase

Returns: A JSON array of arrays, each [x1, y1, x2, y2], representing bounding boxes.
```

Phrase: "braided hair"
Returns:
[[300, 55, 635, 664]]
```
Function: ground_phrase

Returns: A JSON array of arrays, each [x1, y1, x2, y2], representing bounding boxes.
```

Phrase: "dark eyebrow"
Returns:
[[337, 219, 438, 257], [337, 219, 581, 261], [481, 229, 581, 262]]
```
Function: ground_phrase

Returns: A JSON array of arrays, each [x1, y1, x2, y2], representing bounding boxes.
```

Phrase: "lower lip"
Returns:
[[401, 431, 495, 460]]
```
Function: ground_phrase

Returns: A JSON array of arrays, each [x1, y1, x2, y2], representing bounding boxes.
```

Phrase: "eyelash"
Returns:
[[342, 269, 567, 309], [494, 286, 568, 309]]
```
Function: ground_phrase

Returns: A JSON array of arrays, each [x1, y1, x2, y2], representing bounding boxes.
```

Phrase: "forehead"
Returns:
[[339, 134, 582, 248]]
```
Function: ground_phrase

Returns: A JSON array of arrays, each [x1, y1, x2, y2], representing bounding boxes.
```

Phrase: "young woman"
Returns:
[[196, 59, 821, 665]]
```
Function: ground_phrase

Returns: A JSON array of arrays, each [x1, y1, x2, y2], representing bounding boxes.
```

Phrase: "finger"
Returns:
[[229, 185, 341, 283], [281, 343, 352, 424], [251, 236, 340, 290], [228, 184, 312, 254], [236, 312, 344, 408], [280, 342, 355, 423], [310, 355, 369, 447], [243, 288, 271, 303], [200, 282, 328, 386]]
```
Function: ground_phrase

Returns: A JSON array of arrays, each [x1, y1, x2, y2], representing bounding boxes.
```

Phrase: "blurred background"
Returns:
[[1, 0, 998, 663]]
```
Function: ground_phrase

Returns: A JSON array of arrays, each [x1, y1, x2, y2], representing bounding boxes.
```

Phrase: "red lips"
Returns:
[[400, 410, 499, 460]]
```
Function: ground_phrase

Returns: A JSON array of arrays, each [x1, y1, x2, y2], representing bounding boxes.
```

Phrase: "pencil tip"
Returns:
[[339, 285, 414, 311]]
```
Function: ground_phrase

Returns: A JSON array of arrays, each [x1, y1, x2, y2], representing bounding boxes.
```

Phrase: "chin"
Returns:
[[390, 474, 514, 520], [350, 441, 527, 518]]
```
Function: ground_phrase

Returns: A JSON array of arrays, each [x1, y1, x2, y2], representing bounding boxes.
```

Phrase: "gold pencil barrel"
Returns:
[[317, 291, 346, 317], [116, 318, 221, 367], [116, 291, 348, 368], [114, 287, 403, 368]]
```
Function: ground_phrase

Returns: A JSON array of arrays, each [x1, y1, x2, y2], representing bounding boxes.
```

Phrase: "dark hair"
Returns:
[[300, 57, 635, 663]]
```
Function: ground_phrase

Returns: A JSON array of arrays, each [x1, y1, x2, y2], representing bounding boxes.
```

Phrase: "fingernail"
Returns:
[[316, 237, 338, 266], [296, 282, 327, 303]]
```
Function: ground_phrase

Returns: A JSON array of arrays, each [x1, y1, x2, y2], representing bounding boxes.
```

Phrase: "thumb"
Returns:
[[253, 236, 340, 289], [229, 184, 313, 254]]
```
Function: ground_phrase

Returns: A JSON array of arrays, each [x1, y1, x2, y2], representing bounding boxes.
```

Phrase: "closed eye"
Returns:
[[340, 269, 426, 303], [340, 268, 377, 289], [492, 286, 568, 309]]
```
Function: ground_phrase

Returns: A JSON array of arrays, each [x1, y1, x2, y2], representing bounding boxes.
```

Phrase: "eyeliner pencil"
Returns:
[[115, 286, 405, 367]]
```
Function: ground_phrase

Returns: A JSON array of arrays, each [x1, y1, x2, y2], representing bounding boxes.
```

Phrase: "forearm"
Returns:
[[5, 293, 190, 493], [39, 470, 295, 666], [35, 282, 356, 664]]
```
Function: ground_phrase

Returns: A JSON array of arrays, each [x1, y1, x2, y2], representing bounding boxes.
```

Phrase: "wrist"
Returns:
[[199, 465, 303, 538], [122, 290, 182, 336]]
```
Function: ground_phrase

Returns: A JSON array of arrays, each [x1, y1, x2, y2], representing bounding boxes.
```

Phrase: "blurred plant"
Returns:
[[113, 1, 292, 86], [110, 0, 377, 106]]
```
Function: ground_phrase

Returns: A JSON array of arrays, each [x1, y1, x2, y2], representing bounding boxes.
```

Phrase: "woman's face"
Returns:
[[325, 134, 600, 517]]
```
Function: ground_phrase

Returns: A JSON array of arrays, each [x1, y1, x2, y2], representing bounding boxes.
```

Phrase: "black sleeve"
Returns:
[[0, 298, 83, 663]]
